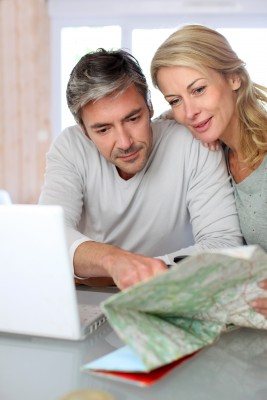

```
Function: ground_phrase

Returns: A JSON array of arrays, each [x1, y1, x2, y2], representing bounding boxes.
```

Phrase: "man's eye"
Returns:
[[96, 127, 109, 134], [128, 115, 140, 122]]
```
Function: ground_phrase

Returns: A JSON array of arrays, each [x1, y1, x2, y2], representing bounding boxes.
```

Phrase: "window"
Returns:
[[49, 0, 267, 137], [218, 28, 267, 87], [132, 28, 175, 117], [61, 26, 121, 129]]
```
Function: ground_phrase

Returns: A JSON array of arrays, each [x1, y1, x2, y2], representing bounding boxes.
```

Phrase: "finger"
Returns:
[[137, 263, 164, 281], [249, 298, 267, 319], [116, 269, 142, 290], [250, 298, 267, 310], [259, 279, 267, 289], [119, 265, 164, 289], [153, 259, 168, 271]]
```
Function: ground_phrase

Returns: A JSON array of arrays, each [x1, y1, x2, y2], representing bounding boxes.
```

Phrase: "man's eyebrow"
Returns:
[[90, 122, 110, 129], [90, 108, 143, 129], [165, 78, 205, 99], [122, 108, 142, 120]]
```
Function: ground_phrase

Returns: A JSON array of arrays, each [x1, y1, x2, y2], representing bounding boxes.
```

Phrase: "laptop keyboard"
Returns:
[[78, 304, 107, 334]]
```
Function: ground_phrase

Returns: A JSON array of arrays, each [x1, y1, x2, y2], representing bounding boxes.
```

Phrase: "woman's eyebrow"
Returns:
[[187, 78, 205, 90], [165, 78, 205, 98]]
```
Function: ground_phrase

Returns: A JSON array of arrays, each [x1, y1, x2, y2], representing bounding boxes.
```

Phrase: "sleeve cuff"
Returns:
[[70, 237, 92, 280], [154, 254, 173, 265]]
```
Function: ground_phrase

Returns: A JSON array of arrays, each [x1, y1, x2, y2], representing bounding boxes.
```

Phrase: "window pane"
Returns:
[[61, 26, 121, 130], [218, 28, 267, 87], [132, 29, 175, 117]]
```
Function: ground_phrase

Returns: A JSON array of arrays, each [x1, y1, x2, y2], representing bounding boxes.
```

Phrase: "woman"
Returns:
[[151, 24, 267, 316]]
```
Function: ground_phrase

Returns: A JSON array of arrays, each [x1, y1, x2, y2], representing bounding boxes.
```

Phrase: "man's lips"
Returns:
[[118, 150, 140, 161], [192, 117, 212, 133]]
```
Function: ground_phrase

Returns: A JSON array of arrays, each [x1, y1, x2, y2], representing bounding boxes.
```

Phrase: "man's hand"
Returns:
[[103, 249, 167, 290], [249, 279, 267, 318], [74, 241, 168, 290]]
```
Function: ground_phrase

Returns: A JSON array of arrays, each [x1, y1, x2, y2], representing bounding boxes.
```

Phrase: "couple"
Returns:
[[39, 25, 267, 317]]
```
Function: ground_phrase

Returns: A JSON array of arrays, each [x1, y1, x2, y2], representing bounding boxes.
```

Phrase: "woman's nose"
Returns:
[[184, 99, 200, 121]]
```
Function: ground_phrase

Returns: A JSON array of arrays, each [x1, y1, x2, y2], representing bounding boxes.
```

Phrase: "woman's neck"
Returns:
[[220, 114, 242, 157], [227, 146, 261, 183]]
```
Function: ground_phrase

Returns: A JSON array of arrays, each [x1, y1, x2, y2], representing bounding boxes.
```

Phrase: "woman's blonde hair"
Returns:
[[151, 24, 267, 168]]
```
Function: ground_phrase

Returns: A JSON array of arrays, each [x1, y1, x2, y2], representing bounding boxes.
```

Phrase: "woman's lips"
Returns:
[[193, 117, 212, 133]]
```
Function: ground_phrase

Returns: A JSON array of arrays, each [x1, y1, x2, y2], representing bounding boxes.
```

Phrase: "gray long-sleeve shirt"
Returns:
[[39, 119, 243, 265]]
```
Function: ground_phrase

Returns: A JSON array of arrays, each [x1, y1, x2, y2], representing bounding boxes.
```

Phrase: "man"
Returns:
[[39, 49, 243, 290]]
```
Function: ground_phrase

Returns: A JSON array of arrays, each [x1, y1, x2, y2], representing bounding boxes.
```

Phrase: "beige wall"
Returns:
[[0, 0, 51, 204]]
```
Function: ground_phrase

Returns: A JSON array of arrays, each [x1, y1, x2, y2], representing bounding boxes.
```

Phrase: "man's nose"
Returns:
[[116, 127, 133, 150]]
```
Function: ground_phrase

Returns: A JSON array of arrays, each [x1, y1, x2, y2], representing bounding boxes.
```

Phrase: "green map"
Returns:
[[102, 245, 267, 371]]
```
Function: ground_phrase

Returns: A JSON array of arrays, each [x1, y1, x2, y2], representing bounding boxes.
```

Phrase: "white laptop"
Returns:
[[0, 204, 114, 340]]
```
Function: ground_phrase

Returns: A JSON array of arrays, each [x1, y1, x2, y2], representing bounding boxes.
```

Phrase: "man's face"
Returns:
[[81, 85, 153, 180]]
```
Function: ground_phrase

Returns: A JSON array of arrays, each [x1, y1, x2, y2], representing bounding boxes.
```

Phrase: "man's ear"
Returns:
[[229, 74, 241, 91], [148, 102, 154, 119], [79, 122, 90, 139]]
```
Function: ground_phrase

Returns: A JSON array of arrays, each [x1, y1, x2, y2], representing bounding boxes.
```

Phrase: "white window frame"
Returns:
[[48, 0, 267, 138]]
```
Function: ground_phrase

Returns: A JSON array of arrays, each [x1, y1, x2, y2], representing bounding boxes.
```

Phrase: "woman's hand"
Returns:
[[249, 279, 267, 318], [202, 140, 221, 151]]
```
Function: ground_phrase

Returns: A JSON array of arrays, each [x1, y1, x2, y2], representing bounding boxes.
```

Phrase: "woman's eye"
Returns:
[[169, 98, 181, 107], [193, 86, 206, 95]]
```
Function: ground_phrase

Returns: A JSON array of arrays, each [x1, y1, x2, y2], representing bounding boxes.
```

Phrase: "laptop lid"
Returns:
[[0, 205, 109, 340]]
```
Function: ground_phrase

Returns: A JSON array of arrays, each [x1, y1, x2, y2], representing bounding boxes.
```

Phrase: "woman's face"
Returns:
[[156, 65, 241, 144]]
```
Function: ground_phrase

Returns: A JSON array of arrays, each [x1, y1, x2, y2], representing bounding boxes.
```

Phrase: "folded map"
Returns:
[[98, 245, 267, 372]]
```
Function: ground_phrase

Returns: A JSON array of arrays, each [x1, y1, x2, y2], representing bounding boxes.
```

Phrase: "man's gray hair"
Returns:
[[66, 48, 152, 125]]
